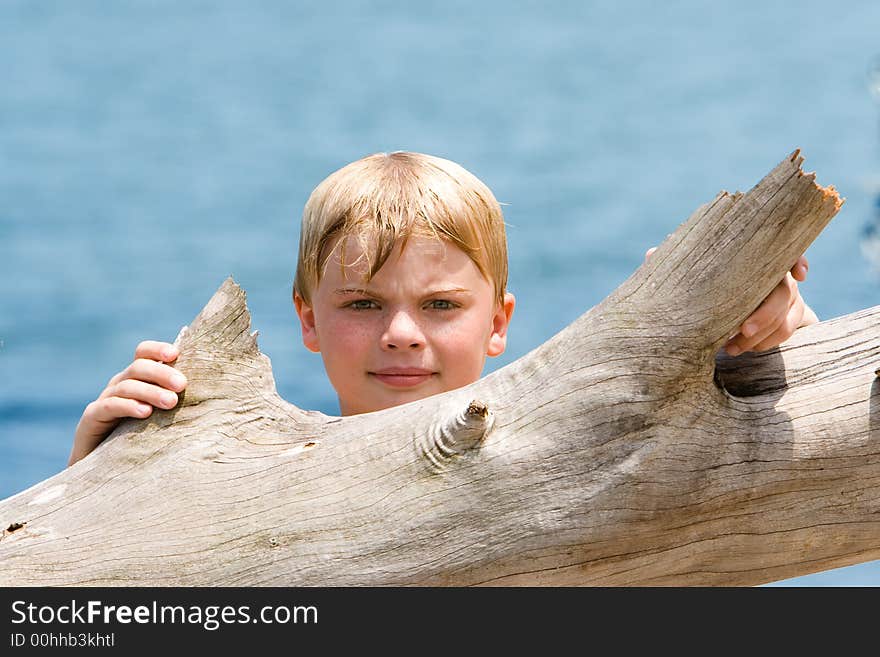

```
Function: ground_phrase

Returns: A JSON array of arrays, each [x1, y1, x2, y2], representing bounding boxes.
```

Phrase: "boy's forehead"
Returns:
[[322, 234, 450, 272], [318, 233, 482, 290]]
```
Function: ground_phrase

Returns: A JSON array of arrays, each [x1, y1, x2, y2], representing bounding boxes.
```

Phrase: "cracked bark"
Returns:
[[2, 150, 875, 587]]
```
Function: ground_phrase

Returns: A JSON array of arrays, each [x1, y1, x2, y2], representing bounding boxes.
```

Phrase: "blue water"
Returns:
[[2, 0, 880, 585]]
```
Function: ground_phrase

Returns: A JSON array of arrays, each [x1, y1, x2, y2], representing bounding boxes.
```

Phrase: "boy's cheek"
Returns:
[[320, 323, 372, 361]]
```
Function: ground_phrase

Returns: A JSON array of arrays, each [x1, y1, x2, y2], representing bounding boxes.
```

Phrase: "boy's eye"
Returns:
[[426, 299, 456, 310], [347, 299, 379, 310]]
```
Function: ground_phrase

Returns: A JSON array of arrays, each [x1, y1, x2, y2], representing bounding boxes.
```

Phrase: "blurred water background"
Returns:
[[2, 0, 880, 585]]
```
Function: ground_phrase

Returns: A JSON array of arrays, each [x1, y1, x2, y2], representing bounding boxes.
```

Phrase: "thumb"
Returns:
[[790, 255, 808, 282]]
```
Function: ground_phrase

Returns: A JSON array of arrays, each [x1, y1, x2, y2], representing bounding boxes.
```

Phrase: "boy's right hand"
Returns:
[[68, 341, 187, 466]]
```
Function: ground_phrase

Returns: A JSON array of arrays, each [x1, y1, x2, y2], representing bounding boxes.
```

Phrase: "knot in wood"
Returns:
[[466, 400, 489, 418], [416, 399, 494, 474]]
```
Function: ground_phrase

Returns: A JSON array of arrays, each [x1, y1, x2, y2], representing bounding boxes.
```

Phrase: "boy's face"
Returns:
[[294, 234, 515, 415]]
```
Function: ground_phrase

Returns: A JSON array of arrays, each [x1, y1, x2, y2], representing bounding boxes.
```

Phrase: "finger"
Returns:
[[739, 272, 800, 330], [737, 306, 788, 353], [137, 341, 178, 361], [726, 285, 803, 355], [134, 340, 179, 363], [105, 359, 187, 396], [724, 312, 783, 356], [739, 274, 797, 339], [740, 288, 798, 352], [722, 333, 746, 357], [644, 246, 657, 261], [790, 255, 809, 283], [724, 280, 794, 356], [84, 397, 154, 427], [108, 379, 180, 410], [750, 304, 804, 352]]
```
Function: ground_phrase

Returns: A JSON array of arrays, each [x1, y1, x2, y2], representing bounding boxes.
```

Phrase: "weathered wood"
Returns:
[[2, 150, 870, 587]]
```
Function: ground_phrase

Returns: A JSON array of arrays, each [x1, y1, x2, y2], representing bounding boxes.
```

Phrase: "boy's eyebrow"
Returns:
[[334, 287, 371, 296], [426, 287, 471, 295]]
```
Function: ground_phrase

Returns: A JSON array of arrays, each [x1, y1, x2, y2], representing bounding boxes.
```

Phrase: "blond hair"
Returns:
[[293, 151, 508, 305]]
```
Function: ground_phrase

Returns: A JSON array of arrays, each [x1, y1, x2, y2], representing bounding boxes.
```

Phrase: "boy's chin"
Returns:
[[342, 382, 444, 416]]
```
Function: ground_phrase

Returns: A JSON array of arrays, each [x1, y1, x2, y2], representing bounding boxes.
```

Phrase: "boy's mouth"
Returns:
[[369, 368, 436, 388]]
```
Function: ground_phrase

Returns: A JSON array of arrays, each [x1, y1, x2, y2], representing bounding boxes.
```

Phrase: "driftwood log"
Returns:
[[2, 150, 875, 587]]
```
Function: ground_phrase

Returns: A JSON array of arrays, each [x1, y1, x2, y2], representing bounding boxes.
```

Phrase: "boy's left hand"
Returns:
[[645, 248, 819, 357]]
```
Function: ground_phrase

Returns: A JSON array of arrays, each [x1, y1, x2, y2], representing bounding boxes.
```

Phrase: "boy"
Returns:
[[68, 151, 817, 465]]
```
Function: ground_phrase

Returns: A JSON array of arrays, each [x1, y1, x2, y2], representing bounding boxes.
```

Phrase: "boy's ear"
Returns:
[[487, 292, 516, 357], [294, 292, 321, 353]]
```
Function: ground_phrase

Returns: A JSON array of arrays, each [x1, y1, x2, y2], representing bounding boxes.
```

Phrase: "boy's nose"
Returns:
[[381, 311, 425, 350]]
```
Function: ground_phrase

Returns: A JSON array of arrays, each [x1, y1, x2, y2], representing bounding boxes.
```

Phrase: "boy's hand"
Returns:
[[68, 341, 187, 466], [644, 248, 819, 357]]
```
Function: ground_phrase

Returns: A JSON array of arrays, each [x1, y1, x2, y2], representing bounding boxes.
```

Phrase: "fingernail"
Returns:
[[136, 403, 152, 417], [162, 347, 178, 360], [742, 322, 758, 338], [171, 373, 186, 389], [161, 392, 177, 407], [726, 345, 742, 357]]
